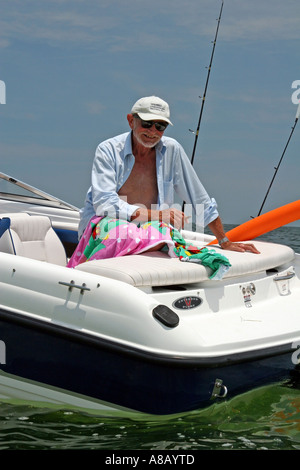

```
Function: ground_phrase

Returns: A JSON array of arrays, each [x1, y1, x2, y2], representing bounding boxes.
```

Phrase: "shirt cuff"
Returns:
[[203, 198, 219, 226]]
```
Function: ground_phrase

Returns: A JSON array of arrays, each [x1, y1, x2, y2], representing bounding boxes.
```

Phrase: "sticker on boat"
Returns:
[[172, 296, 202, 309]]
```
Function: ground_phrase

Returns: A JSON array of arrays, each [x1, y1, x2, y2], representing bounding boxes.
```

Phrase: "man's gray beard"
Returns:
[[134, 130, 160, 148]]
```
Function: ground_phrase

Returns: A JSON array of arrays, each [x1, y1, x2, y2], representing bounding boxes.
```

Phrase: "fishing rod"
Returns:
[[256, 101, 300, 217], [182, 1, 224, 214], [189, 0, 224, 167]]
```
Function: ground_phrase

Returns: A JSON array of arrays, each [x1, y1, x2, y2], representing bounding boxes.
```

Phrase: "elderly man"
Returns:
[[77, 95, 258, 256]]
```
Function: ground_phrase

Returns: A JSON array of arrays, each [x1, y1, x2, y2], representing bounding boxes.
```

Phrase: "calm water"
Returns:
[[0, 226, 299, 452]]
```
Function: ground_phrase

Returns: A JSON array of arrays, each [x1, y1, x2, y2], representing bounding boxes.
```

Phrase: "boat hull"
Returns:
[[0, 307, 298, 415]]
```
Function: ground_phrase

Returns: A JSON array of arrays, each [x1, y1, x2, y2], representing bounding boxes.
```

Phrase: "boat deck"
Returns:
[[75, 240, 295, 287]]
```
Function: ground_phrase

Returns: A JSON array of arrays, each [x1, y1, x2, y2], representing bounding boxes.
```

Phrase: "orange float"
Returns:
[[208, 200, 300, 245]]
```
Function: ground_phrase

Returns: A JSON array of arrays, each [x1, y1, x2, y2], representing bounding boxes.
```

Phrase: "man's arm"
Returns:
[[208, 217, 260, 253]]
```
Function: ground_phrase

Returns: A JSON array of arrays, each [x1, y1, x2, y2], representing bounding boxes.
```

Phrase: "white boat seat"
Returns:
[[0, 213, 67, 266], [74, 240, 295, 287]]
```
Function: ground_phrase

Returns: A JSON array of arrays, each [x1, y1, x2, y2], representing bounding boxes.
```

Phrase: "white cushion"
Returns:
[[74, 240, 295, 287]]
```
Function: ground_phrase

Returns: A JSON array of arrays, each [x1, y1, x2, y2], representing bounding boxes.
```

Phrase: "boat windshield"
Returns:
[[0, 172, 78, 211]]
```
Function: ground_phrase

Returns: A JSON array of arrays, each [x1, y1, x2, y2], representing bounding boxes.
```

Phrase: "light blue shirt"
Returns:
[[78, 132, 219, 238]]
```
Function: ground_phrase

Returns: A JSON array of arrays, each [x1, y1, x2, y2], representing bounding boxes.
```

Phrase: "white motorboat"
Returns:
[[0, 172, 299, 415]]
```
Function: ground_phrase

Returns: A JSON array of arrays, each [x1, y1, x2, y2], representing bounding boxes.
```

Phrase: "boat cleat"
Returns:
[[273, 267, 295, 296], [210, 378, 228, 400]]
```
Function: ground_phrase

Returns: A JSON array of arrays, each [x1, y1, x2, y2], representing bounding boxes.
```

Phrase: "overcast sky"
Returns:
[[0, 0, 299, 226]]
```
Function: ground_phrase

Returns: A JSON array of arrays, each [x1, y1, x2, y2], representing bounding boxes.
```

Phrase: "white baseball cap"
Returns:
[[131, 96, 173, 125]]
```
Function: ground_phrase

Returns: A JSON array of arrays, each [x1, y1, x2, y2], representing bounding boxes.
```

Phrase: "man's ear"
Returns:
[[127, 113, 134, 129]]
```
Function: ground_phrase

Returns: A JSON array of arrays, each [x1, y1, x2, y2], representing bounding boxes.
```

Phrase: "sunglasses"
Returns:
[[134, 115, 168, 132]]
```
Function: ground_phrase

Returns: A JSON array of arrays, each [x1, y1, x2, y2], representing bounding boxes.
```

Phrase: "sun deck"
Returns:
[[75, 240, 295, 287]]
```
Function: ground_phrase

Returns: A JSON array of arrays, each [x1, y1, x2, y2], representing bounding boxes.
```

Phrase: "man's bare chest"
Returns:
[[118, 157, 158, 206]]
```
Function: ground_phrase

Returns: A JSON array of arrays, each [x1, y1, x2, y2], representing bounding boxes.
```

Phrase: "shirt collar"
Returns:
[[124, 132, 133, 159], [156, 138, 165, 153]]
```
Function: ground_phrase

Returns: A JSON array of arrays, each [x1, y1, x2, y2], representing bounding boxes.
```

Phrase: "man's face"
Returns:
[[128, 114, 166, 148]]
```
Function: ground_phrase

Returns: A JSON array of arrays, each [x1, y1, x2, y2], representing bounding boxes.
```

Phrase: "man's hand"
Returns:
[[159, 208, 189, 229], [208, 216, 260, 254], [131, 207, 189, 229], [220, 240, 260, 254]]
